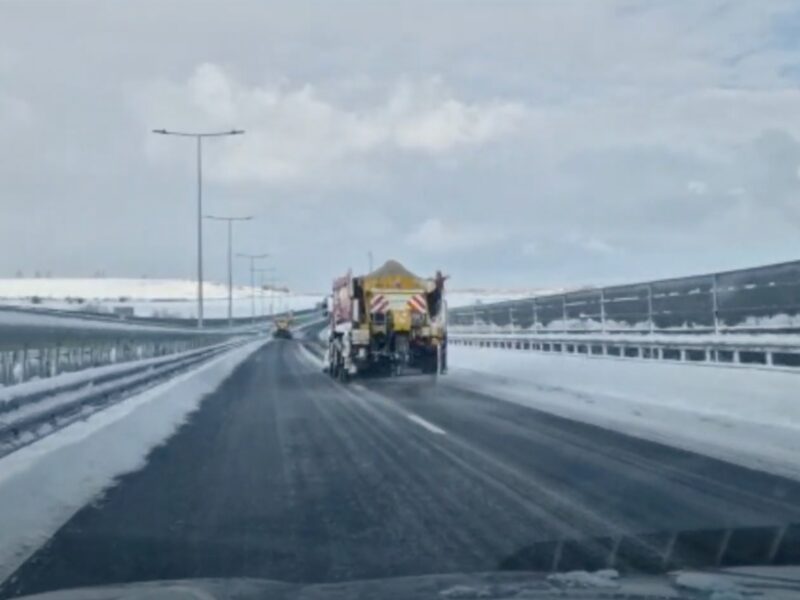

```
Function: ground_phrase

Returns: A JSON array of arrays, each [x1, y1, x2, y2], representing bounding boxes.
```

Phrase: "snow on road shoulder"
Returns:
[[447, 345, 800, 481], [0, 339, 266, 584]]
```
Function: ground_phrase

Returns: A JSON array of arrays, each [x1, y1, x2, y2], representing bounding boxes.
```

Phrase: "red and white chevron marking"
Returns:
[[370, 294, 390, 313], [408, 293, 427, 313]]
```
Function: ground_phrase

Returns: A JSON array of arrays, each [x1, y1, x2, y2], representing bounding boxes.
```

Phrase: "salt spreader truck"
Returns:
[[326, 260, 447, 380]]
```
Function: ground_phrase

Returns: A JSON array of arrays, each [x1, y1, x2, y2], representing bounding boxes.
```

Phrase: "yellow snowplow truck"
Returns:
[[273, 316, 293, 339], [327, 260, 447, 380]]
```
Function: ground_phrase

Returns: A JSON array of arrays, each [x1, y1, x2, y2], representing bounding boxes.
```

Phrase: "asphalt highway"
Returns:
[[3, 335, 800, 597]]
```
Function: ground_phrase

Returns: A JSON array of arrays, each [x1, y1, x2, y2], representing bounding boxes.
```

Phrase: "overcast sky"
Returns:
[[3, 0, 800, 291]]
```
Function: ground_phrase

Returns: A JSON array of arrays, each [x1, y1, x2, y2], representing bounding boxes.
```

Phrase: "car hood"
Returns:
[[13, 566, 800, 600]]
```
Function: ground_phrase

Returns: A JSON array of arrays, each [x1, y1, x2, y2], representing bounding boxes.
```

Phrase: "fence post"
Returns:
[[599, 289, 606, 333], [22, 347, 29, 382], [647, 284, 654, 334], [561, 295, 568, 333], [711, 274, 720, 335], [532, 297, 539, 334], [509, 304, 515, 334]]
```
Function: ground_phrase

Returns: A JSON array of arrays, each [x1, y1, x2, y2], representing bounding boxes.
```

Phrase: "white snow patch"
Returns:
[[547, 569, 619, 589], [297, 343, 325, 369], [672, 572, 743, 598], [0, 339, 266, 583], [448, 345, 800, 480], [439, 584, 493, 598]]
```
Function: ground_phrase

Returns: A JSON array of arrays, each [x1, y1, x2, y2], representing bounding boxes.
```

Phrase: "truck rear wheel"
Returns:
[[329, 348, 339, 378], [420, 355, 438, 374]]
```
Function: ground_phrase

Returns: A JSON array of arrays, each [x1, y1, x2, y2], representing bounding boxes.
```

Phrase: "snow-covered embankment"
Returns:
[[448, 345, 800, 481], [0, 339, 266, 583]]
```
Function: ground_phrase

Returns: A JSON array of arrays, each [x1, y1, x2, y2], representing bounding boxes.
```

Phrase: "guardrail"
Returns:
[[0, 339, 249, 457], [0, 307, 322, 387], [0, 304, 317, 328], [450, 332, 800, 370], [0, 308, 241, 387], [448, 260, 800, 370], [112, 306, 318, 328], [449, 259, 800, 335], [500, 522, 798, 573]]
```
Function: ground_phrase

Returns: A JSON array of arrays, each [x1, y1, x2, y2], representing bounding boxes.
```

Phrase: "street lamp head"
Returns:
[[152, 129, 168, 134], [230, 129, 245, 135]]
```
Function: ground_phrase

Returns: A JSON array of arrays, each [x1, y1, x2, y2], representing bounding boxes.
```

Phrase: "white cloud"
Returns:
[[405, 217, 504, 253], [687, 180, 708, 195], [388, 81, 527, 153], [565, 231, 619, 255], [135, 64, 528, 186]]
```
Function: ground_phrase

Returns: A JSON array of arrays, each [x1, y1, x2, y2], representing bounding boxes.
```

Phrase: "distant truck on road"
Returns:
[[326, 260, 447, 380], [273, 315, 293, 339]]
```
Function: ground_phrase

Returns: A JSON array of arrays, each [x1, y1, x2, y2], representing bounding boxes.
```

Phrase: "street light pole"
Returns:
[[205, 214, 253, 327], [237, 253, 268, 324], [152, 128, 245, 328], [196, 137, 202, 328]]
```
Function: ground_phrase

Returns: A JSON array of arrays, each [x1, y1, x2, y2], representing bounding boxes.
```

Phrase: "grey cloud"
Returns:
[[3, 0, 800, 291]]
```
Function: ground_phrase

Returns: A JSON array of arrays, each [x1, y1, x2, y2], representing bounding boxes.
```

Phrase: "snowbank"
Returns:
[[0, 339, 266, 583], [448, 346, 800, 480], [0, 278, 278, 301], [0, 278, 323, 319]]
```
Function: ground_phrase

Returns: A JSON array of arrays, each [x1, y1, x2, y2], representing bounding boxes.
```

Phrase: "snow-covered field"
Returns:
[[0, 278, 323, 319], [0, 277, 555, 318], [449, 345, 800, 481], [0, 339, 267, 583]]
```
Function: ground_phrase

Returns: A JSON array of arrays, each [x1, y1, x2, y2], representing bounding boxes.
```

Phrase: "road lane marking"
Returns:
[[315, 370, 447, 436], [406, 413, 447, 435], [352, 383, 446, 435]]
